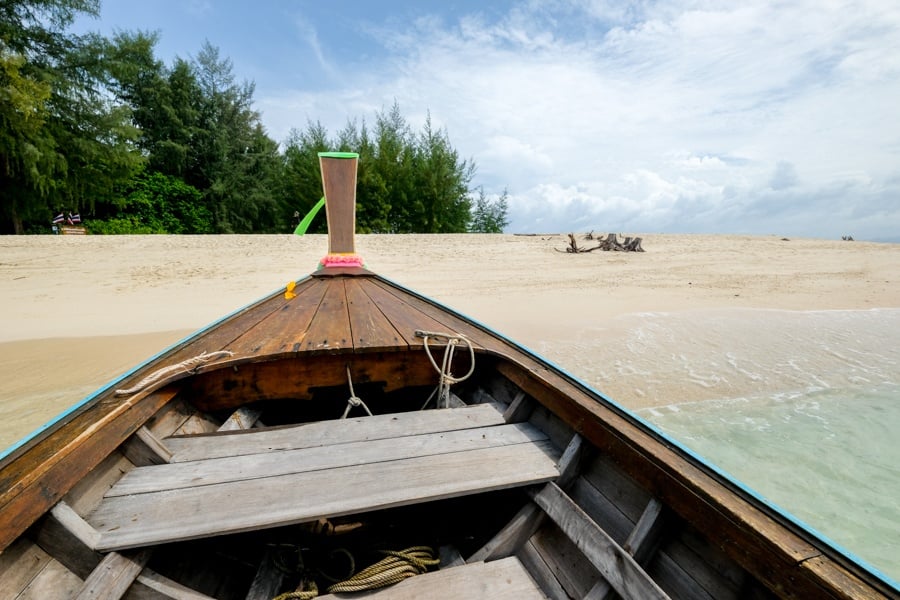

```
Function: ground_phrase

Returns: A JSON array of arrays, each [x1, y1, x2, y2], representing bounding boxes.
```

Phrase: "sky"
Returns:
[[73, 0, 900, 240]]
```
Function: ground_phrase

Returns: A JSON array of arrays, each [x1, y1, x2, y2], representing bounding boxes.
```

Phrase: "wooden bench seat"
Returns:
[[163, 402, 509, 462], [88, 405, 561, 551], [318, 557, 547, 599]]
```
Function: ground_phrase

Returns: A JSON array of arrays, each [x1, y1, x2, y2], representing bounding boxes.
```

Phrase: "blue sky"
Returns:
[[75, 1, 900, 239]]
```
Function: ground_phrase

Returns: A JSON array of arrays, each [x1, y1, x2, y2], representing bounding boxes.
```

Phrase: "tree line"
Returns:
[[0, 0, 509, 234]]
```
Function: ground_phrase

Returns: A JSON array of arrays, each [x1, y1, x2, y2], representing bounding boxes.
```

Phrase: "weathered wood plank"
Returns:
[[300, 278, 352, 354], [516, 539, 570, 600], [555, 433, 584, 489], [122, 427, 172, 466], [317, 556, 546, 599], [74, 550, 151, 600], [63, 452, 133, 516], [13, 557, 83, 599], [569, 475, 634, 545], [531, 482, 671, 600], [345, 277, 408, 352], [224, 277, 327, 357], [184, 352, 441, 411], [130, 570, 219, 600], [142, 399, 195, 439], [91, 441, 560, 551], [467, 503, 545, 563], [217, 408, 262, 432], [625, 497, 665, 564], [0, 538, 52, 597], [581, 453, 651, 524], [583, 498, 666, 600], [503, 391, 533, 422], [48, 502, 100, 550], [0, 387, 177, 554], [529, 523, 604, 598], [367, 278, 497, 353], [108, 423, 548, 496], [171, 413, 219, 436], [356, 278, 452, 347], [165, 403, 506, 462]]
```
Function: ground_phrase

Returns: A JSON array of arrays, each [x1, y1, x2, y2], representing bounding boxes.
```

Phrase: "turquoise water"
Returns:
[[537, 308, 900, 584], [640, 384, 900, 582]]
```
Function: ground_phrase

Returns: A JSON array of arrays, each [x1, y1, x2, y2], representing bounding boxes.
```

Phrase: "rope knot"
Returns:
[[415, 330, 475, 410], [341, 366, 373, 419]]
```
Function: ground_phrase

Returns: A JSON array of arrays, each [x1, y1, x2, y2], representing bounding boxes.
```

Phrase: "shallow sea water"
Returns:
[[644, 384, 899, 581], [535, 308, 900, 583]]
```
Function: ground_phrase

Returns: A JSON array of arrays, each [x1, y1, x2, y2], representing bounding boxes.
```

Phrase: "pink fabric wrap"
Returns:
[[319, 253, 365, 268]]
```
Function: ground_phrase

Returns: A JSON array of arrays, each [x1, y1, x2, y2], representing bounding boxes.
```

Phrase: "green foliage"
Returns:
[[104, 170, 211, 234], [470, 187, 510, 233], [282, 103, 476, 234], [0, 0, 142, 233], [1, 5, 487, 235]]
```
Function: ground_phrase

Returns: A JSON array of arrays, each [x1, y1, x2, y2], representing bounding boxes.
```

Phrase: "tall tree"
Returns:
[[413, 113, 474, 233], [372, 102, 416, 233], [1, 0, 142, 232], [189, 42, 280, 232]]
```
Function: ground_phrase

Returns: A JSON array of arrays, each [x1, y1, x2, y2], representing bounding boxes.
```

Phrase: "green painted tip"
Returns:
[[318, 151, 359, 159]]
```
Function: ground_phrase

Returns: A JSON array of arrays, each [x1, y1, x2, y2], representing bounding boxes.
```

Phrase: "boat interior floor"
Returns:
[[7, 388, 787, 600]]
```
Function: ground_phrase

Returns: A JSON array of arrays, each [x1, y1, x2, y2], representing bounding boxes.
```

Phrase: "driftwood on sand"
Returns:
[[557, 232, 645, 253]]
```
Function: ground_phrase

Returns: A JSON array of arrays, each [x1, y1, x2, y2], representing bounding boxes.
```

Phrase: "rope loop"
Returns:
[[415, 330, 476, 409]]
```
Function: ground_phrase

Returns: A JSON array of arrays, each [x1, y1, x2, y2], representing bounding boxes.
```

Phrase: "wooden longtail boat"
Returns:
[[1, 154, 896, 600]]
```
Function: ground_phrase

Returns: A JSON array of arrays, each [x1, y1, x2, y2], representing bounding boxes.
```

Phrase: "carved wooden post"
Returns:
[[318, 151, 363, 268]]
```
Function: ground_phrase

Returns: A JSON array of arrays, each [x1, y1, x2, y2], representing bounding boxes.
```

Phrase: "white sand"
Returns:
[[2, 233, 898, 448]]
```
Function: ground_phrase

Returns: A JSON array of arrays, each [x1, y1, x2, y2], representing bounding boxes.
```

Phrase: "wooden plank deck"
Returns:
[[89, 406, 561, 551]]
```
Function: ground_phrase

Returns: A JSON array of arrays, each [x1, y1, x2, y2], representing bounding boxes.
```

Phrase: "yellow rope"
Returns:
[[272, 579, 317, 600], [325, 546, 439, 594]]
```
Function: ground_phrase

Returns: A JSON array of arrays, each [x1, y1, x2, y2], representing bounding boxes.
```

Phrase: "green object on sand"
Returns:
[[294, 197, 326, 235]]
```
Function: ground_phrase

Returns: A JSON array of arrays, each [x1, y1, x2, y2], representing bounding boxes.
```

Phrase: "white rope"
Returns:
[[341, 366, 373, 418], [114, 350, 234, 396], [415, 330, 476, 409]]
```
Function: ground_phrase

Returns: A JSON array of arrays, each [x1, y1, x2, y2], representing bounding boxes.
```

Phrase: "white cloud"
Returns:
[[256, 0, 900, 239]]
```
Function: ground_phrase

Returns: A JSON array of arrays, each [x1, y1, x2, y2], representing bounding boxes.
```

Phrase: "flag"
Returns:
[[70, 213, 81, 224], [52, 213, 65, 224]]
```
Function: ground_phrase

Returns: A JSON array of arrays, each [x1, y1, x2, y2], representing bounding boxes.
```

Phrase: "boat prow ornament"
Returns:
[[317, 151, 365, 269]]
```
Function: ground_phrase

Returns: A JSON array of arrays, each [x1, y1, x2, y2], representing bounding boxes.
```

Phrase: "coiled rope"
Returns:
[[415, 330, 476, 409], [272, 581, 318, 600], [114, 350, 234, 396], [325, 546, 439, 594]]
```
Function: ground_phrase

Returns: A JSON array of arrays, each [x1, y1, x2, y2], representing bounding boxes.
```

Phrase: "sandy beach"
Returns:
[[2, 233, 899, 449]]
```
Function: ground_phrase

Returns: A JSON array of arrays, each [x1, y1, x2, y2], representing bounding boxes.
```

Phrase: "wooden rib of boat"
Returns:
[[1, 153, 895, 600]]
